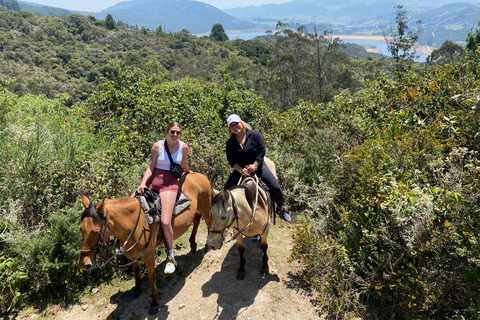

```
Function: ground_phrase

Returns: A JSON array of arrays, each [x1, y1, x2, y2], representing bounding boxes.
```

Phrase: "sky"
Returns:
[[23, 0, 291, 12]]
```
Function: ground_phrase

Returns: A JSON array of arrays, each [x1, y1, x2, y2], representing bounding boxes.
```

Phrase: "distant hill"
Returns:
[[224, 0, 480, 46], [17, 0, 252, 33], [18, 1, 80, 16], [14, 0, 480, 45], [92, 0, 250, 33]]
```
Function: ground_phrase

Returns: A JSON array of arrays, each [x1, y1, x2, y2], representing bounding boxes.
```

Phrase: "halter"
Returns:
[[80, 204, 111, 255], [80, 198, 154, 269], [209, 189, 239, 236]]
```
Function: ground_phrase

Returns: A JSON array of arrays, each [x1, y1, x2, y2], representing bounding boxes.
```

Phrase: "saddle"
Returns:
[[241, 176, 274, 217], [137, 188, 192, 224]]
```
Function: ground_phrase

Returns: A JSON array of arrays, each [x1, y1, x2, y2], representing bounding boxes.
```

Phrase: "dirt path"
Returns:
[[20, 223, 322, 320]]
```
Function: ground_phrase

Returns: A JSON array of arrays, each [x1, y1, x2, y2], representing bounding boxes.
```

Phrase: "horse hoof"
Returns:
[[236, 272, 245, 281], [148, 303, 159, 315], [261, 269, 269, 278]]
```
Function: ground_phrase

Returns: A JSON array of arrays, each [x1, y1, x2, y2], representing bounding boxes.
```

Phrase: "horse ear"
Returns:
[[212, 188, 220, 197], [223, 190, 230, 202], [82, 195, 90, 209], [96, 200, 106, 216]]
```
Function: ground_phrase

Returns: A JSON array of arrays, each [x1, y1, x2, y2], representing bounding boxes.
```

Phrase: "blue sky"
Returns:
[[25, 0, 291, 12]]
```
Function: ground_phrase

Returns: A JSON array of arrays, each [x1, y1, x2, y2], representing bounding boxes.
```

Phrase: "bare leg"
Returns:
[[160, 190, 176, 251]]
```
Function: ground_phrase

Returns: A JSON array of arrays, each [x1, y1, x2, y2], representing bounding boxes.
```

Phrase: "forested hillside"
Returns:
[[1, 7, 480, 320]]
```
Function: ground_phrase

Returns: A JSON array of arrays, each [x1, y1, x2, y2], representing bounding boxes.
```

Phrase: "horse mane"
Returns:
[[81, 202, 103, 222], [213, 182, 265, 211], [81, 197, 137, 222], [242, 182, 260, 210], [212, 191, 224, 206]]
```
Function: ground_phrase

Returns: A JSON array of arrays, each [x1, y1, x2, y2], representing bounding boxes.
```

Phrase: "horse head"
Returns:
[[78, 195, 108, 271], [207, 190, 236, 250]]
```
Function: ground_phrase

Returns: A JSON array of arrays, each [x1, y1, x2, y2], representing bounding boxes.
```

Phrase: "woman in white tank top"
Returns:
[[136, 121, 193, 274]]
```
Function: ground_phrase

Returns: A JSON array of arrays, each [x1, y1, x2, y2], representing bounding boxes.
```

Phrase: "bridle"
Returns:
[[209, 189, 238, 238], [79, 198, 154, 269], [80, 204, 111, 256], [209, 175, 269, 240]]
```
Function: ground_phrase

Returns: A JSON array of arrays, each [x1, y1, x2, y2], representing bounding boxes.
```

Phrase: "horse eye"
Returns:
[[220, 216, 227, 220]]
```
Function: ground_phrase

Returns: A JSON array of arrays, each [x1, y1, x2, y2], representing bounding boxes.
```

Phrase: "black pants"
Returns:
[[224, 162, 284, 209]]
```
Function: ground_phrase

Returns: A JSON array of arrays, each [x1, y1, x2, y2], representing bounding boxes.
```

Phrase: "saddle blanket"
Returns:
[[137, 190, 191, 224]]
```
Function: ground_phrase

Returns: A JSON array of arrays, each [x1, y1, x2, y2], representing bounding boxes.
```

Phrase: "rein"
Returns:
[[232, 175, 261, 239], [210, 174, 269, 240], [82, 198, 154, 269], [209, 189, 239, 235], [80, 206, 111, 255]]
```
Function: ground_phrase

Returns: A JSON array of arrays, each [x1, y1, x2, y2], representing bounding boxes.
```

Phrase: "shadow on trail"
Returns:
[[201, 237, 280, 320], [105, 248, 206, 320]]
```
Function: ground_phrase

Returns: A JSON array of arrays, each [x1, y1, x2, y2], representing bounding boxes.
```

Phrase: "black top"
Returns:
[[226, 129, 266, 168]]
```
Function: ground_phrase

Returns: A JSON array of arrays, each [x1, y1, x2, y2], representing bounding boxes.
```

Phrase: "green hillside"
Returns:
[[1, 7, 480, 320]]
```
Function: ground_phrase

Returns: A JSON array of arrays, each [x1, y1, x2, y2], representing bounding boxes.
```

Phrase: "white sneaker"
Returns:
[[164, 256, 177, 274]]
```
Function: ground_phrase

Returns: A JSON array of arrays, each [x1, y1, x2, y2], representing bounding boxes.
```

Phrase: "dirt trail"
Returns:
[[19, 223, 322, 320]]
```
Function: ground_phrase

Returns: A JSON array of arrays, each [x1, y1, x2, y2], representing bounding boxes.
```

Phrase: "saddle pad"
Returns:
[[142, 191, 192, 224]]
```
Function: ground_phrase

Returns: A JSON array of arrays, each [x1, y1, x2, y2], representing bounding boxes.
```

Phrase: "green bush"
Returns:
[[292, 59, 480, 319]]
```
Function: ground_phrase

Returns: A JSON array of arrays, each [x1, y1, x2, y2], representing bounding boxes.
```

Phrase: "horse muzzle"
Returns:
[[78, 254, 97, 271], [206, 233, 224, 250]]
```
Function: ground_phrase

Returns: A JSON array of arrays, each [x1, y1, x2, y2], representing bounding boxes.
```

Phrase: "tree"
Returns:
[[105, 13, 118, 31], [466, 21, 480, 52], [210, 23, 229, 42], [382, 5, 421, 72], [427, 40, 464, 64], [156, 25, 164, 36]]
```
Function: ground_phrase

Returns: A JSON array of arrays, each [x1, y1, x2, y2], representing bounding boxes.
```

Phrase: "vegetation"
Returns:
[[1, 7, 479, 320]]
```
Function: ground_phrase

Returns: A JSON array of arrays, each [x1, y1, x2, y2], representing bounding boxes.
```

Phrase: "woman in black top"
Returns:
[[224, 114, 290, 221]]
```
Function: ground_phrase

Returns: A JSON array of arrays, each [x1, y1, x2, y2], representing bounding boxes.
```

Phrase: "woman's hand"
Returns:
[[243, 164, 257, 176], [136, 185, 146, 195]]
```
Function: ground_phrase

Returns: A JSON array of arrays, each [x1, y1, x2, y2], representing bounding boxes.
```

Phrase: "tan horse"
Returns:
[[207, 158, 275, 280], [78, 173, 211, 314]]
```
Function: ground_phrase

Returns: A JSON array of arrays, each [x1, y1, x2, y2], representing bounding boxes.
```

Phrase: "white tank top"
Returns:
[[155, 140, 184, 170]]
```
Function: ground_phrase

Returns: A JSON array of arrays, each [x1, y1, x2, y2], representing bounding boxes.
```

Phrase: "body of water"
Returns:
[[227, 31, 427, 62]]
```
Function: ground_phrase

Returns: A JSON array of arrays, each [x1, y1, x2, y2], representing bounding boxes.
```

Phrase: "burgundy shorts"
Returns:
[[147, 168, 179, 193]]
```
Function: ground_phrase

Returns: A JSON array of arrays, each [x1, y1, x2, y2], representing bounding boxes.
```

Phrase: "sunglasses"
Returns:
[[170, 130, 181, 135]]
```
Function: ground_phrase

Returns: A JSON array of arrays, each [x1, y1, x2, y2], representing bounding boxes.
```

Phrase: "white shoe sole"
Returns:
[[164, 262, 176, 274]]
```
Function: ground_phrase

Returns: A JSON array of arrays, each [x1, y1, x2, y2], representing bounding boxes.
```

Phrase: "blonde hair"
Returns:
[[228, 121, 252, 138]]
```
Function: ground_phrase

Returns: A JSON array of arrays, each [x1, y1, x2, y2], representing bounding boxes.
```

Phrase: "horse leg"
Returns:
[[236, 236, 246, 280], [144, 254, 159, 315], [188, 212, 201, 253], [132, 261, 142, 299], [260, 235, 269, 278]]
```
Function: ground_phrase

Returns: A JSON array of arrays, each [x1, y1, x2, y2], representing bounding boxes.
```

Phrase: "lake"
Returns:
[[227, 31, 428, 62]]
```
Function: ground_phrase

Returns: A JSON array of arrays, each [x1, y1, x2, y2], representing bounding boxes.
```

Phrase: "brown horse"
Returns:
[[207, 173, 274, 280], [78, 173, 211, 314]]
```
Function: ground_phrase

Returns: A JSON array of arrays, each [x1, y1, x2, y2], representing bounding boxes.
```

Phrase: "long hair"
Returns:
[[228, 121, 252, 138]]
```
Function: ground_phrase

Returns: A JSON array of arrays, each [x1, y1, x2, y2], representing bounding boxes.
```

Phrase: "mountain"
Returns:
[[18, 1, 72, 16], [92, 0, 249, 33], [224, 2, 332, 18]]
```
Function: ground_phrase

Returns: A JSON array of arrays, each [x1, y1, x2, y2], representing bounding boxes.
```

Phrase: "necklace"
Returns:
[[237, 134, 246, 149]]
